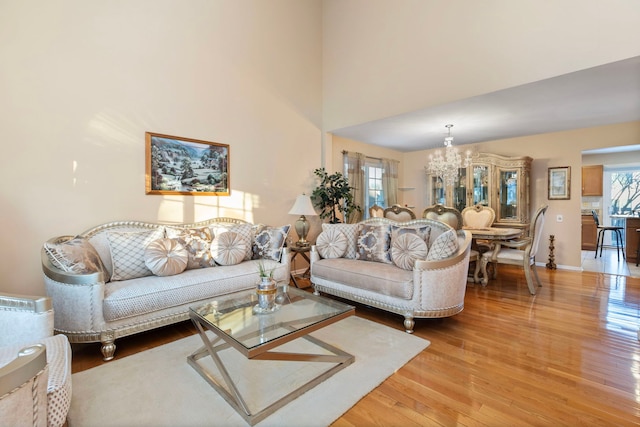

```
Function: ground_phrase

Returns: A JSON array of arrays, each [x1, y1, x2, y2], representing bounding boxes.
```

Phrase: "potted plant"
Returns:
[[310, 168, 361, 224]]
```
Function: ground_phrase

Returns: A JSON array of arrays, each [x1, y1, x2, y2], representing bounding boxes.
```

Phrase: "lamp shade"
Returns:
[[288, 195, 317, 216]]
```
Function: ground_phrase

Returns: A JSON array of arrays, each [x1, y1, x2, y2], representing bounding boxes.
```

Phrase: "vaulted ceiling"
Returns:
[[330, 56, 640, 152]]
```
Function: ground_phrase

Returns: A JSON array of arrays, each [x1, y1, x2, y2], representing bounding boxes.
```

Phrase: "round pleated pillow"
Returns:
[[211, 231, 248, 266], [391, 233, 428, 270], [144, 238, 189, 277], [315, 228, 348, 259]]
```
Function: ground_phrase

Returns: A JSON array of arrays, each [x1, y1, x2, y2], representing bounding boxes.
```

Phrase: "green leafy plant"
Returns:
[[257, 261, 274, 279], [310, 168, 361, 224]]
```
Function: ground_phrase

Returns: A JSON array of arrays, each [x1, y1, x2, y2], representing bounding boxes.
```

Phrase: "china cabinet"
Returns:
[[427, 153, 532, 229]]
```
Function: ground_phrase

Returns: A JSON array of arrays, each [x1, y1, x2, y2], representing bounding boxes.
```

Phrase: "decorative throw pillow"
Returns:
[[321, 223, 360, 259], [209, 223, 254, 261], [391, 233, 428, 270], [426, 229, 459, 261], [356, 224, 392, 264], [144, 238, 189, 277], [252, 224, 290, 261], [211, 231, 248, 266], [107, 228, 165, 281], [166, 227, 215, 269], [315, 228, 348, 259], [391, 225, 431, 248], [43, 236, 110, 280]]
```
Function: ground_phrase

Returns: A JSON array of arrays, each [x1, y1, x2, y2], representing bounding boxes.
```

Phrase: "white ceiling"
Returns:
[[330, 56, 640, 153]]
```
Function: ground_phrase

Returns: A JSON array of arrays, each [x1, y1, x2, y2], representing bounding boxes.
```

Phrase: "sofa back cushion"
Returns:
[[426, 228, 459, 261], [252, 224, 290, 261], [165, 227, 216, 269], [321, 223, 360, 259], [391, 233, 428, 270], [211, 231, 248, 266], [209, 223, 254, 261], [356, 224, 392, 264], [43, 237, 110, 280], [107, 228, 165, 281]]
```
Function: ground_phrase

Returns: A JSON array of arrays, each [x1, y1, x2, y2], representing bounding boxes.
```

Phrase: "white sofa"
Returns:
[[42, 217, 290, 361], [310, 218, 472, 333]]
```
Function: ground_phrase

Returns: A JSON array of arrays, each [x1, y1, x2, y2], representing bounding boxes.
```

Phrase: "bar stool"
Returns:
[[592, 210, 625, 261]]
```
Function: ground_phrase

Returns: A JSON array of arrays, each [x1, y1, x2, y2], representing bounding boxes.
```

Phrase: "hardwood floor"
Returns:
[[71, 266, 640, 426]]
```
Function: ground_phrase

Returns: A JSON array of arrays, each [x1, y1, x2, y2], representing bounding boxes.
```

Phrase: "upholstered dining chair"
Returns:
[[461, 204, 496, 253], [0, 293, 72, 427], [422, 204, 481, 282], [383, 204, 416, 222], [480, 205, 548, 295], [369, 204, 384, 218]]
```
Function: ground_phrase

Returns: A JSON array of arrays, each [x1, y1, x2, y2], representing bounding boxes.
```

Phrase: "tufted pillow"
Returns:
[[391, 233, 428, 270], [356, 224, 392, 264], [209, 223, 254, 261], [107, 228, 165, 281], [252, 224, 290, 261], [211, 231, 248, 266], [144, 238, 189, 277], [426, 229, 459, 261], [315, 228, 348, 259], [321, 223, 360, 259], [166, 227, 215, 269], [391, 225, 431, 248], [44, 236, 110, 280]]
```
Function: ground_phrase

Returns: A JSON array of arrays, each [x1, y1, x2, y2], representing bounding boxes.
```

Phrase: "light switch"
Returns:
[[556, 214, 563, 222]]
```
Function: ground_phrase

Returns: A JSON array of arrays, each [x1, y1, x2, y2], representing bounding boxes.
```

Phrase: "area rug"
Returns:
[[68, 316, 430, 427]]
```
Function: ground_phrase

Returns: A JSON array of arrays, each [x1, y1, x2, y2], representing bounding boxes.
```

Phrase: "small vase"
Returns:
[[253, 277, 278, 314]]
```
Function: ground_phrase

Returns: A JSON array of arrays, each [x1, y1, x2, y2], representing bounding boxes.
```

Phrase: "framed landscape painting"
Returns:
[[548, 166, 570, 200], [145, 132, 230, 196]]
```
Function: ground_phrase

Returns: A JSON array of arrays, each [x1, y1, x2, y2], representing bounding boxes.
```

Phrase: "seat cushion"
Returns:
[[312, 258, 414, 300]]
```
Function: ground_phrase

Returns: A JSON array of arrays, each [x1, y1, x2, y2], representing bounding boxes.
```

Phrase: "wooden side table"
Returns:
[[289, 245, 311, 288]]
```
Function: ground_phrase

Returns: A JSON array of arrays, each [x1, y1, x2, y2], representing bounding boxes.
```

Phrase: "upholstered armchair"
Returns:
[[0, 293, 72, 427]]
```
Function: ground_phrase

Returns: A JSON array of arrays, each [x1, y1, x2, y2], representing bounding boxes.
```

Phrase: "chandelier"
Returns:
[[427, 124, 472, 186]]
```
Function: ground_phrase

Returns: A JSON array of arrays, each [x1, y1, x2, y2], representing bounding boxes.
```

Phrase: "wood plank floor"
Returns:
[[71, 265, 640, 426]]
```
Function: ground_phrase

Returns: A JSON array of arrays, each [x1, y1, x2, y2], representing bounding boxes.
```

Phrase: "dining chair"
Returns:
[[480, 205, 548, 295], [369, 204, 384, 218], [422, 204, 481, 282], [383, 204, 416, 222], [591, 210, 625, 261], [461, 204, 496, 253]]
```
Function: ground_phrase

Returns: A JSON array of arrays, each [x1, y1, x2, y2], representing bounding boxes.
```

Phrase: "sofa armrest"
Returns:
[[0, 294, 53, 347], [0, 344, 49, 425], [41, 249, 106, 334]]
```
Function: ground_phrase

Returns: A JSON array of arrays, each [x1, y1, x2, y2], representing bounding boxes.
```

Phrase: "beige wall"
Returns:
[[0, 1, 323, 295], [401, 121, 640, 269], [323, 0, 640, 131]]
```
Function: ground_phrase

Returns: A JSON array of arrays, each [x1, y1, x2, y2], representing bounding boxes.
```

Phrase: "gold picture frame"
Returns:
[[145, 132, 230, 196], [548, 166, 570, 200]]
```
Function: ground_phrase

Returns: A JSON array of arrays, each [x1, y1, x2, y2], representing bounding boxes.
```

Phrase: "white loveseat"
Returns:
[[310, 218, 472, 333], [42, 217, 290, 360]]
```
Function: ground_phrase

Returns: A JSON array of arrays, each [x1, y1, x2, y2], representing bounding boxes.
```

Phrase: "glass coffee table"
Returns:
[[188, 284, 355, 425]]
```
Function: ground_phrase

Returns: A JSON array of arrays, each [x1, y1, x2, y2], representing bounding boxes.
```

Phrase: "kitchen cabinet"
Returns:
[[427, 153, 532, 229], [581, 215, 597, 250], [582, 165, 603, 196], [625, 217, 640, 263]]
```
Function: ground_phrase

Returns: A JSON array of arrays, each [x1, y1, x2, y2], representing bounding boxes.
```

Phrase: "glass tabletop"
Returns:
[[189, 285, 354, 353]]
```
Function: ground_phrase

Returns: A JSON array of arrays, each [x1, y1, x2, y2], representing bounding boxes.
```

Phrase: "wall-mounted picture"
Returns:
[[548, 166, 570, 200], [145, 132, 229, 196]]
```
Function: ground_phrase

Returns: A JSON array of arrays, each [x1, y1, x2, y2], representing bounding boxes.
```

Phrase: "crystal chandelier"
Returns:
[[427, 124, 472, 186]]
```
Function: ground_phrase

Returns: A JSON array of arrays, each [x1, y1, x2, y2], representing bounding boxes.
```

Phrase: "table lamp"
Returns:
[[288, 194, 317, 247]]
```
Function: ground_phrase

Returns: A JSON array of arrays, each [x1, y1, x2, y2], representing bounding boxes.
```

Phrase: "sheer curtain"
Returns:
[[382, 158, 399, 207], [343, 151, 365, 222]]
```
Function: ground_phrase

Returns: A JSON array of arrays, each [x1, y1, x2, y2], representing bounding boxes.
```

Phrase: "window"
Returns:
[[366, 161, 385, 214]]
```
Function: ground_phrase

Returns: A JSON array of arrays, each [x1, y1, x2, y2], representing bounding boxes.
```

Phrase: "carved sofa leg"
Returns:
[[100, 331, 116, 361], [404, 315, 415, 334]]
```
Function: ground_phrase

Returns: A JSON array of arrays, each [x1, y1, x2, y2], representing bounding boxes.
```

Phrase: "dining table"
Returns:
[[462, 226, 524, 283]]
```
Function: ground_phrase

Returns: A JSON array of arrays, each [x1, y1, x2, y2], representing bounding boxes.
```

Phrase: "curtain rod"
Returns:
[[342, 150, 383, 161]]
